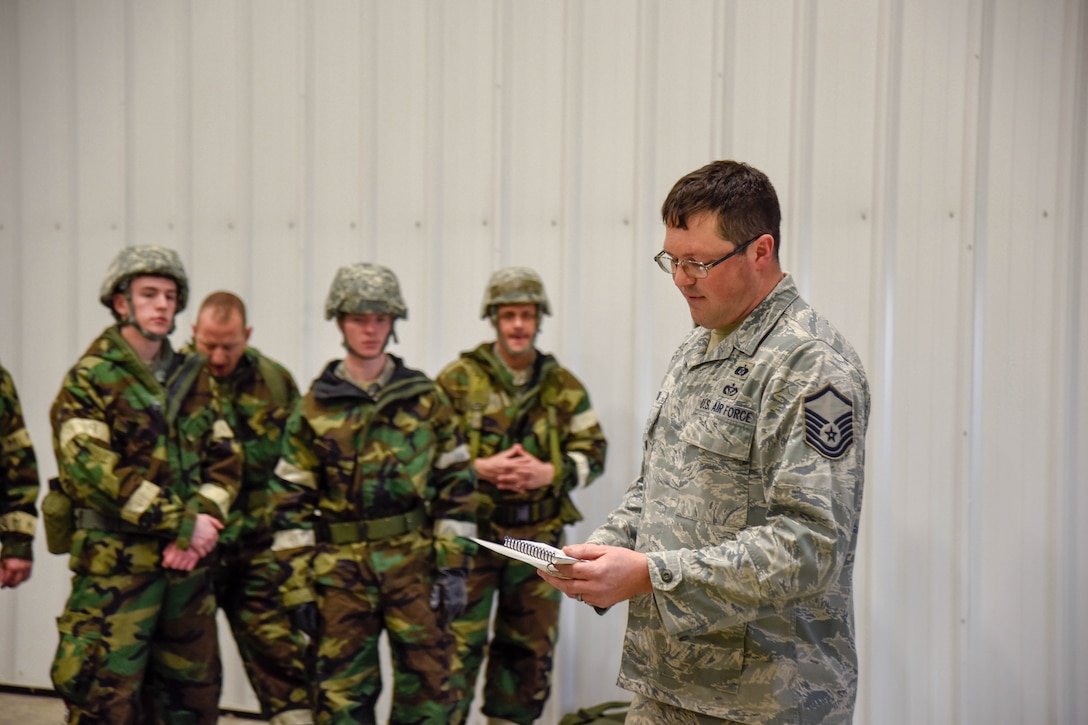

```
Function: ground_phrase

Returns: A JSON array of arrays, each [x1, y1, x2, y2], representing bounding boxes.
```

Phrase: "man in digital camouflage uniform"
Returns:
[[436, 267, 608, 725], [48, 245, 242, 724], [0, 363, 40, 590], [268, 263, 477, 725], [187, 291, 312, 725], [541, 161, 871, 724]]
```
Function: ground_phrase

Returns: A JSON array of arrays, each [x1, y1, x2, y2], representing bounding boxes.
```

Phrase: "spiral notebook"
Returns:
[[471, 536, 584, 578]]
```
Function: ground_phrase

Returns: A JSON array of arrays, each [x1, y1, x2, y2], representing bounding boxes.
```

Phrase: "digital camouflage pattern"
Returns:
[[479, 266, 551, 318], [268, 354, 476, 724], [324, 262, 407, 320], [98, 245, 190, 313], [436, 342, 607, 724], [49, 325, 242, 724], [0, 364, 40, 561], [589, 276, 870, 724], [181, 344, 313, 723]]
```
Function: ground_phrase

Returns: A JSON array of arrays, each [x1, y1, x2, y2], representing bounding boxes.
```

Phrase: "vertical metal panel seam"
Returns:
[[1057, 1, 1087, 720], [562, 0, 583, 303], [863, 0, 904, 720], [712, 0, 734, 156], [237, 0, 253, 299], [180, 1, 193, 267], [631, 0, 658, 404], [123, 0, 133, 248], [788, 3, 816, 296], [63, 1, 79, 358], [953, 2, 986, 724], [966, 0, 997, 722], [6, 1, 24, 367], [301, 0, 317, 377], [494, 0, 508, 266]]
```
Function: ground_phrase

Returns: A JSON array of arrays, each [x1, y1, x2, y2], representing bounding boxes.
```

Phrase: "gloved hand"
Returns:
[[289, 601, 320, 643], [428, 568, 468, 627]]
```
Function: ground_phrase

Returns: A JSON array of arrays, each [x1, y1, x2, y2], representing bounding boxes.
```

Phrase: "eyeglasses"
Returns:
[[653, 234, 763, 278]]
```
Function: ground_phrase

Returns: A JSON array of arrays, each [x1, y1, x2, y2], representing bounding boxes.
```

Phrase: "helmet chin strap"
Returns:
[[342, 324, 395, 361], [118, 290, 175, 342], [490, 310, 540, 361]]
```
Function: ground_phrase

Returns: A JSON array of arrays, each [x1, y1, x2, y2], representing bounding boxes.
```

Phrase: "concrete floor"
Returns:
[[0, 690, 266, 724]]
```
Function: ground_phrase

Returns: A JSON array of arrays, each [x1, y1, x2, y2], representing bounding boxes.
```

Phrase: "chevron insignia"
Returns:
[[803, 385, 855, 459]]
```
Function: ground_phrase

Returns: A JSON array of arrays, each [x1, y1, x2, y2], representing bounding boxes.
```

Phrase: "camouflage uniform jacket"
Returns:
[[589, 276, 869, 724], [181, 344, 299, 547], [1, 365, 40, 561], [436, 343, 607, 524], [51, 326, 242, 576], [271, 355, 476, 594]]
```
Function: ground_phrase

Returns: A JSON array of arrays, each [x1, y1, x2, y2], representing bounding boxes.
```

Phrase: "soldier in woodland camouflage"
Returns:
[[436, 267, 607, 725], [268, 263, 477, 725], [0, 363, 40, 589], [48, 245, 241, 724], [540, 161, 871, 724], [186, 291, 312, 725]]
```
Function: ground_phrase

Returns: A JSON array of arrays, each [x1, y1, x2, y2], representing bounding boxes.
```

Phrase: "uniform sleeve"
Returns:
[[190, 375, 243, 524], [647, 342, 869, 640], [266, 403, 320, 606], [551, 370, 607, 493], [587, 473, 643, 550], [0, 369, 40, 560], [50, 363, 199, 540], [428, 387, 478, 570]]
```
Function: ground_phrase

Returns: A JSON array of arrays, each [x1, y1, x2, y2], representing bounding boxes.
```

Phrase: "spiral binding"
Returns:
[[503, 536, 569, 564]]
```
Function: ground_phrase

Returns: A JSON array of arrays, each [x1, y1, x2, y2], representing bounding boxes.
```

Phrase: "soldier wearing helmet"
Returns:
[[47, 245, 241, 723], [99, 245, 190, 345], [269, 263, 477, 724], [437, 267, 608, 725]]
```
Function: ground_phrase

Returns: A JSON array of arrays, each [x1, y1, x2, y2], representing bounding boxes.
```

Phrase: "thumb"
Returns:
[[561, 542, 607, 560]]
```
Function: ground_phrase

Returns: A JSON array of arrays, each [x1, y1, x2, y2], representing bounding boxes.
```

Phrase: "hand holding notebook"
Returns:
[[471, 536, 585, 578]]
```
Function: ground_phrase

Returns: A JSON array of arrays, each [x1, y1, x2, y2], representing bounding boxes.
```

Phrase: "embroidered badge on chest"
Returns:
[[803, 385, 855, 459]]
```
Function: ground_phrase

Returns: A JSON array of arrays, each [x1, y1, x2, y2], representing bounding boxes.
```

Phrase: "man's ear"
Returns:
[[753, 233, 777, 267], [113, 291, 129, 318]]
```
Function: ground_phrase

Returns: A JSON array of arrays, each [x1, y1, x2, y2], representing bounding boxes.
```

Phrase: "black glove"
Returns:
[[428, 568, 468, 627], [289, 601, 320, 642]]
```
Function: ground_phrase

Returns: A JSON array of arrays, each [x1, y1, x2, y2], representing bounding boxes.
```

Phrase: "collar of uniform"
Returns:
[[716, 274, 801, 360]]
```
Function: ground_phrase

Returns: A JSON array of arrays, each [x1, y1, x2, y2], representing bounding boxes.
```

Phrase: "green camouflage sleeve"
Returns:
[[267, 402, 320, 606], [50, 362, 197, 540], [428, 387, 477, 570], [548, 368, 607, 494], [175, 370, 243, 529], [0, 366, 40, 560]]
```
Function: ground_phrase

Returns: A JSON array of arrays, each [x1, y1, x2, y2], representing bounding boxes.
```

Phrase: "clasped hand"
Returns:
[[475, 444, 554, 493], [162, 513, 224, 571]]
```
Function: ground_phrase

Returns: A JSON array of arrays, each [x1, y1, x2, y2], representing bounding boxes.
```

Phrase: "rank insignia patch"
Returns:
[[803, 385, 854, 459]]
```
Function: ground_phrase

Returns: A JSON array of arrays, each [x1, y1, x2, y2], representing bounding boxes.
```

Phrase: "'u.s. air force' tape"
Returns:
[[803, 385, 854, 459]]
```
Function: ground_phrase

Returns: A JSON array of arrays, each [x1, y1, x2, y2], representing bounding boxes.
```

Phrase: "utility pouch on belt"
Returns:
[[42, 477, 74, 555]]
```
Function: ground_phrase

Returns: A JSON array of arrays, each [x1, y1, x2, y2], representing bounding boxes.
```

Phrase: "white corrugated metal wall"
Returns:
[[0, 1, 1085, 723]]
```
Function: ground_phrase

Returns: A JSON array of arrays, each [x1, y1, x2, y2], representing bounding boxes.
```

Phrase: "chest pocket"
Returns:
[[678, 405, 755, 461]]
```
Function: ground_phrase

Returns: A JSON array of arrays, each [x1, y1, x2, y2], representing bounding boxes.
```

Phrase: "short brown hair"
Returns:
[[661, 160, 782, 258], [198, 291, 247, 326]]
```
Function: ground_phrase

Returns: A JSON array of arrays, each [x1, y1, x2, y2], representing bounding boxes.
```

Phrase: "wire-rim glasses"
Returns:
[[653, 233, 763, 279]]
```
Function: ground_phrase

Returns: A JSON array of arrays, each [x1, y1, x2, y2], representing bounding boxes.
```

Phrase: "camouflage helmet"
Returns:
[[98, 245, 189, 313], [480, 267, 551, 318], [325, 263, 408, 320]]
